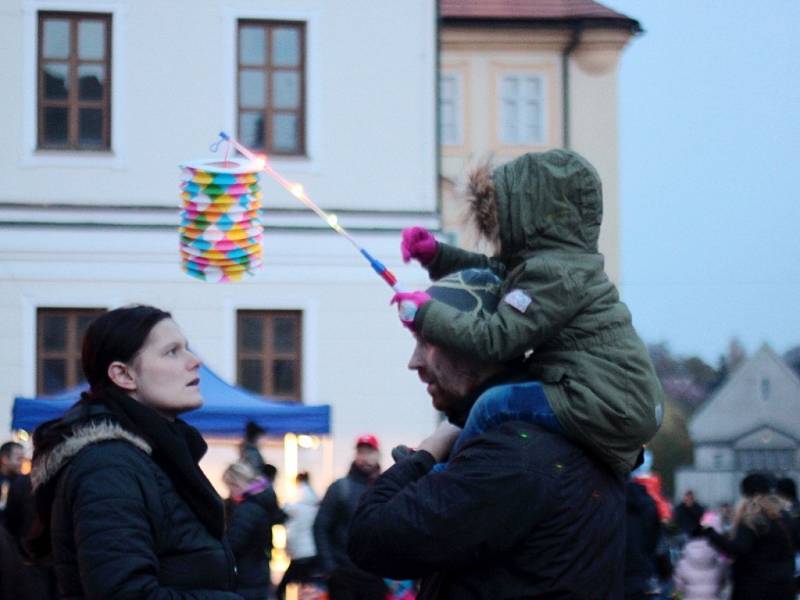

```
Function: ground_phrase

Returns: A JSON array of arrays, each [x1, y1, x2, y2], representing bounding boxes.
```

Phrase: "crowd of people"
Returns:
[[3, 418, 800, 600], [624, 476, 800, 600], [0, 149, 798, 598]]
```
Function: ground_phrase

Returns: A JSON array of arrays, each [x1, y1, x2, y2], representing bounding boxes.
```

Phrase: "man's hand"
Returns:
[[401, 226, 438, 265], [417, 421, 462, 462]]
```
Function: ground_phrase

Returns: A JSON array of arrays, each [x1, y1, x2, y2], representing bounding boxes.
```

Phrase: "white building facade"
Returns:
[[676, 345, 800, 506], [0, 0, 439, 489]]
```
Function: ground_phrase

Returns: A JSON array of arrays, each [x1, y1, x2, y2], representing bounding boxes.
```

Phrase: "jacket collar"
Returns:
[[30, 420, 151, 491]]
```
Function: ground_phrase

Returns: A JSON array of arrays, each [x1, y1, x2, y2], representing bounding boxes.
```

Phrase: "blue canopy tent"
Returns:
[[11, 364, 330, 436]]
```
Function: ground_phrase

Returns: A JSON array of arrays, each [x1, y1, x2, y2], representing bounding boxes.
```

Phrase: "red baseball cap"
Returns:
[[355, 434, 380, 450]]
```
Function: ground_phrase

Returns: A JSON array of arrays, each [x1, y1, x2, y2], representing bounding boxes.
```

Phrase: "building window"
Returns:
[[737, 449, 795, 472], [499, 74, 544, 145], [38, 12, 111, 150], [713, 453, 723, 469], [37, 308, 104, 394], [439, 73, 462, 146], [761, 377, 770, 401], [237, 310, 302, 400], [237, 20, 305, 156]]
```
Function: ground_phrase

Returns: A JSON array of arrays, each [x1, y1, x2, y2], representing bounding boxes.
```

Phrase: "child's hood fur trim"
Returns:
[[464, 161, 499, 244]]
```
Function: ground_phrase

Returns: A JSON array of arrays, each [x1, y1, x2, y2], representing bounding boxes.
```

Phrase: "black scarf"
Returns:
[[89, 388, 225, 539]]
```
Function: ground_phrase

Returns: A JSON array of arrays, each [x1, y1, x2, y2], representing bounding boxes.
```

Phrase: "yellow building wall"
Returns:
[[440, 26, 635, 284]]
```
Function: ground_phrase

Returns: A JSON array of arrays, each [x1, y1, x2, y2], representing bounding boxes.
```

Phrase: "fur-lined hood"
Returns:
[[31, 420, 151, 491], [465, 149, 603, 260]]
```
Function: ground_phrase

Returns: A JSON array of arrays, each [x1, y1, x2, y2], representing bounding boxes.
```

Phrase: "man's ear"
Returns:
[[107, 361, 137, 392]]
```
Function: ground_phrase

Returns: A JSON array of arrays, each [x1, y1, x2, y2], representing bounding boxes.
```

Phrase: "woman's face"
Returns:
[[128, 319, 202, 419]]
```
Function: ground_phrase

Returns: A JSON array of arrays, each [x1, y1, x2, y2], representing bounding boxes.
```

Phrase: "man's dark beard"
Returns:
[[445, 368, 519, 428]]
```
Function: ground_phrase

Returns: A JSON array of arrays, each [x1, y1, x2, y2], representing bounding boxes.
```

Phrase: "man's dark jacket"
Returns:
[[673, 500, 705, 534], [348, 422, 625, 599], [624, 480, 661, 596], [227, 487, 286, 600]]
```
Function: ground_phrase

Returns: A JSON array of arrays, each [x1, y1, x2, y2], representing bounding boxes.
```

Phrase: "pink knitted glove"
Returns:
[[401, 227, 438, 265], [390, 291, 432, 330]]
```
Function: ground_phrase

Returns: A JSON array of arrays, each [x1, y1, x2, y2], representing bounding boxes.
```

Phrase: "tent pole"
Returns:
[[283, 433, 298, 501]]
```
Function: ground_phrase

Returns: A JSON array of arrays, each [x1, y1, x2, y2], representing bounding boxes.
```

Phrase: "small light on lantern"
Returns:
[[327, 214, 338, 228], [254, 154, 267, 170], [290, 183, 305, 199]]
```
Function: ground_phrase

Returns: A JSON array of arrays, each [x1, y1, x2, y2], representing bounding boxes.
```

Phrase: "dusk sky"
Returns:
[[604, 0, 800, 363]]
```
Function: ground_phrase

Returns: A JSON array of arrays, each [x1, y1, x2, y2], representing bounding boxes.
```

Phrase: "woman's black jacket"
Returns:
[[30, 398, 242, 599]]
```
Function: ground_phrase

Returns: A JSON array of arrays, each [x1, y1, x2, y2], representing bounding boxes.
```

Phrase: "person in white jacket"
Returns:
[[276, 472, 321, 600], [673, 513, 727, 600]]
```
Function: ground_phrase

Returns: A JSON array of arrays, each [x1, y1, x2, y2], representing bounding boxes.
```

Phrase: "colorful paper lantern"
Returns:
[[178, 158, 263, 282]]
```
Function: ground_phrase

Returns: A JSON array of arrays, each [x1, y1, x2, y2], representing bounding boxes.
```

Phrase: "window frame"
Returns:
[[236, 310, 303, 401], [236, 19, 306, 157], [36, 307, 105, 394], [736, 448, 796, 471], [37, 11, 112, 151], [497, 72, 546, 146], [439, 71, 463, 146]]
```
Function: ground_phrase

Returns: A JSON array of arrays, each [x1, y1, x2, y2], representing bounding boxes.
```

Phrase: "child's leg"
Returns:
[[456, 381, 564, 455]]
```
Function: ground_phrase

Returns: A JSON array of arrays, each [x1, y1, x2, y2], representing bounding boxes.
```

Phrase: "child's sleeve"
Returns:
[[416, 258, 584, 362], [424, 242, 506, 281]]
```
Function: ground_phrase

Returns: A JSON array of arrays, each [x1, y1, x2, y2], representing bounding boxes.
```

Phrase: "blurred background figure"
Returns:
[[239, 421, 278, 484], [0, 441, 24, 524], [630, 449, 673, 524], [674, 490, 706, 538], [775, 477, 800, 593], [240, 421, 268, 472], [702, 473, 796, 600], [673, 512, 726, 600], [313, 434, 386, 600], [718, 502, 734, 535], [624, 478, 662, 600], [0, 440, 57, 599], [223, 461, 287, 600], [276, 471, 321, 600]]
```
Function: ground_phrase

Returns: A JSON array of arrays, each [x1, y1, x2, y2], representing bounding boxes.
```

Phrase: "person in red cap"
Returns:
[[313, 434, 386, 599]]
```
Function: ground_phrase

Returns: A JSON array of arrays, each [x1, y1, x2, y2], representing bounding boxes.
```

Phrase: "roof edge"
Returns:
[[439, 16, 642, 34]]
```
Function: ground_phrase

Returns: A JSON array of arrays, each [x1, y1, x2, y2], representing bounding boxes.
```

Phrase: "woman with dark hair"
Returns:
[[28, 305, 242, 599], [702, 473, 797, 600]]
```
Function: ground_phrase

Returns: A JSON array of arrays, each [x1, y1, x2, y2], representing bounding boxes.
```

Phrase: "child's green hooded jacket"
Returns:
[[415, 149, 664, 473]]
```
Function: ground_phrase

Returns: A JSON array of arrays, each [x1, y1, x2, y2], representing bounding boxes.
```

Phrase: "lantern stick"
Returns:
[[215, 132, 399, 290]]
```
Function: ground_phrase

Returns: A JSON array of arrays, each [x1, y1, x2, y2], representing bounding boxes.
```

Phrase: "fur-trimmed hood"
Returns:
[[465, 149, 603, 261], [31, 420, 151, 491]]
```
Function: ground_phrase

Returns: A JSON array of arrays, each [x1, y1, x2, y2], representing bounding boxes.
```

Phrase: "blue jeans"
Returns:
[[433, 381, 564, 471]]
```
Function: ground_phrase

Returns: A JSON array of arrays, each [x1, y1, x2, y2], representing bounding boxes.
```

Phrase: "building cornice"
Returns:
[[0, 203, 440, 232]]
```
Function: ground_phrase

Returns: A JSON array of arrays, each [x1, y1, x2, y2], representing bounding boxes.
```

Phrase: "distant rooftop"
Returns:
[[440, 0, 641, 31]]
